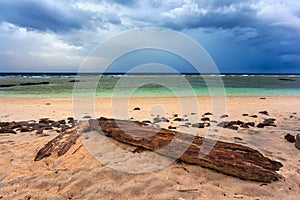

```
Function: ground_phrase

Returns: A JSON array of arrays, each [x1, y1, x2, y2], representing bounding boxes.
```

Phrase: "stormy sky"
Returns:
[[0, 0, 299, 73]]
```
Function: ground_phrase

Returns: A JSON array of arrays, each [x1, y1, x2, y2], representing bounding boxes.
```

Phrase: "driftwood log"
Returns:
[[34, 117, 283, 182], [34, 127, 78, 161]]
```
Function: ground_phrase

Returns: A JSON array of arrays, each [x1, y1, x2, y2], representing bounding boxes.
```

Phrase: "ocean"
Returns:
[[0, 73, 299, 97]]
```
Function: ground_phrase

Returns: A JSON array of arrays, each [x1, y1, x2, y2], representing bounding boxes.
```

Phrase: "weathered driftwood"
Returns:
[[34, 126, 78, 161], [95, 117, 283, 183], [34, 117, 283, 182]]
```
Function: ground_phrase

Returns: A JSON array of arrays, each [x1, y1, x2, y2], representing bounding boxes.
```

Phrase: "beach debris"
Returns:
[[295, 134, 300, 150], [133, 107, 141, 110], [220, 114, 228, 118], [176, 186, 198, 192], [284, 134, 295, 143], [245, 122, 255, 127], [83, 115, 92, 119], [168, 126, 176, 130], [257, 123, 265, 128], [257, 118, 276, 128], [234, 137, 243, 141], [240, 123, 249, 128], [174, 118, 185, 122], [192, 123, 205, 128], [259, 111, 269, 116], [201, 117, 210, 121], [260, 97, 266, 99], [0, 118, 75, 135], [34, 126, 78, 161], [93, 117, 283, 182]]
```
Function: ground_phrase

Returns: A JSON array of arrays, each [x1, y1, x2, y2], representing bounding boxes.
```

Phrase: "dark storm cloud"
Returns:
[[0, 0, 84, 32]]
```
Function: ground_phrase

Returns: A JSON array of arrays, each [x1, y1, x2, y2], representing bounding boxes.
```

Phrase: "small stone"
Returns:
[[246, 122, 255, 127], [173, 118, 184, 122], [168, 126, 176, 130], [204, 112, 213, 115], [133, 107, 141, 111], [257, 123, 265, 128], [250, 115, 258, 118], [83, 115, 91, 119], [234, 137, 243, 141], [259, 111, 268, 116], [201, 117, 210, 121], [240, 124, 249, 128], [192, 123, 205, 128], [242, 113, 248, 116], [284, 134, 295, 143], [220, 114, 228, 118]]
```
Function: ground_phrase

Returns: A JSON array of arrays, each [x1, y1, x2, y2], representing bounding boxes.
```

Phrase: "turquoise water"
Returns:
[[0, 74, 299, 97]]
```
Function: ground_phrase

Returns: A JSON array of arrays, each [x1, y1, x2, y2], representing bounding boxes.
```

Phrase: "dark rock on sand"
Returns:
[[210, 120, 218, 123], [242, 113, 248, 116], [192, 123, 205, 128], [142, 120, 152, 124], [260, 97, 266, 99], [204, 112, 213, 115], [227, 125, 238, 130], [257, 123, 265, 128], [133, 107, 141, 110], [220, 114, 228, 118], [250, 115, 258, 118], [36, 128, 44, 134], [20, 127, 33, 132], [240, 123, 250, 128], [201, 117, 210, 121], [168, 126, 176, 130], [259, 111, 269, 116], [284, 134, 296, 143], [231, 120, 244, 125], [83, 115, 92, 119], [0, 127, 16, 134], [179, 124, 189, 128], [173, 114, 178, 117], [246, 122, 255, 127], [153, 117, 162, 123], [295, 134, 300, 150], [160, 117, 170, 122], [263, 118, 276, 127], [174, 118, 184, 122], [57, 119, 66, 124], [234, 137, 243, 141], [191, 113, 196, 115]]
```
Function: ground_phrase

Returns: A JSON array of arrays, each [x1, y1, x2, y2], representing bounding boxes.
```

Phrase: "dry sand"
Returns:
[[0, 96, 300, 199]]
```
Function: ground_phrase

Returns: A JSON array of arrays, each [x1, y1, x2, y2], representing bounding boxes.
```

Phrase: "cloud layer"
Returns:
[[0, 0, 299, 73]]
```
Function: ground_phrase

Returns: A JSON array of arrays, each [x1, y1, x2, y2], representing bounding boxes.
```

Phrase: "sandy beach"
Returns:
[[0, 96, 300, 199]]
